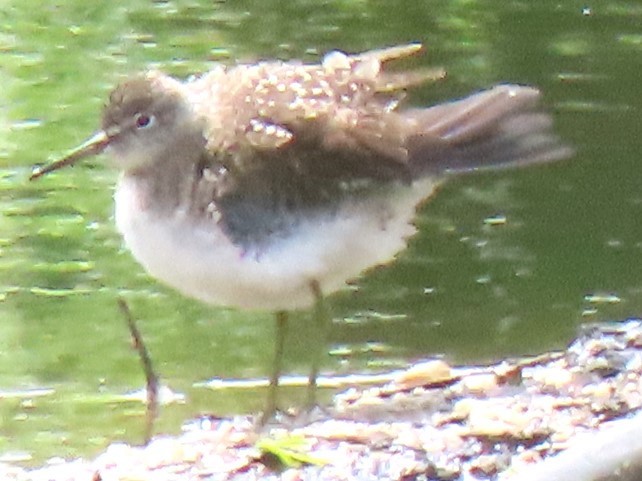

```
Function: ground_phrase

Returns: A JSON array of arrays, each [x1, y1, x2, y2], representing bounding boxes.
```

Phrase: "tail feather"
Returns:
[[406, 84, 572, 176]]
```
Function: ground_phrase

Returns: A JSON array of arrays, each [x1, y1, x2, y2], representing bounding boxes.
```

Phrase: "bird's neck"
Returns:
[[121, 143, 205, 218]]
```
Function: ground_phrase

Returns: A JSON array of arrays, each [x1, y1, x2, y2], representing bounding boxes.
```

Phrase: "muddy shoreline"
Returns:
[[4, 319, 642, 481]]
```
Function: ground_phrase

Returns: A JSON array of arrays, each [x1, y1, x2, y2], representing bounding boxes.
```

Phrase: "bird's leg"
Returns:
[[306, 280, 329, 409], [260, 310, 288, 425], [118, 298, 158, 444]]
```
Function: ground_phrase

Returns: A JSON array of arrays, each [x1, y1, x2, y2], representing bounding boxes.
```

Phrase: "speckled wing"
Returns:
[[185, 45, 448, 247], [185, 45, 570, 247], [189, 44, 444, 185]]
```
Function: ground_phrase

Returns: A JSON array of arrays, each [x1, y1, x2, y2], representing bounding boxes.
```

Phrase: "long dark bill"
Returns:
[[29, 130, 110, 181]]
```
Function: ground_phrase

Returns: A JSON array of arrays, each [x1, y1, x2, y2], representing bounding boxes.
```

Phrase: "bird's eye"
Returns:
[[135, 113, 153, 129]]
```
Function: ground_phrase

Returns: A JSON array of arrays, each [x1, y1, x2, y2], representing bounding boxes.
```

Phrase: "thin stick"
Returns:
[[117, 298, 159, 444]]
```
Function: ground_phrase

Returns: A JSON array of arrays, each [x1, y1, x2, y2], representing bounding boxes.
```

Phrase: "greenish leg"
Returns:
[[306, 280, 329, 409], [261, 310, 288, 425]]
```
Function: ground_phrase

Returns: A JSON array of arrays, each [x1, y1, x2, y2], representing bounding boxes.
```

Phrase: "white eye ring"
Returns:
[[135, 113, 154, 129]]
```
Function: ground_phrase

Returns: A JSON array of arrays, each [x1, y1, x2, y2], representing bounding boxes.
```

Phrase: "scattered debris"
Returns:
[[5, 319, 642, 480]]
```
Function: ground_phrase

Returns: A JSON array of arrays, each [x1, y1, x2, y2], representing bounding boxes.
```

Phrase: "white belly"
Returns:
[[114, 176, 437, 311]]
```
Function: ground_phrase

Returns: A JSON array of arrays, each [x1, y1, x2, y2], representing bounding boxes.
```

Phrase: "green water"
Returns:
[[1, 0, 641, 464]]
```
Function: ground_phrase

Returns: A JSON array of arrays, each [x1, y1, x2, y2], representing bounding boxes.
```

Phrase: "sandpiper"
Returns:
[[30, 44, 571, 421]]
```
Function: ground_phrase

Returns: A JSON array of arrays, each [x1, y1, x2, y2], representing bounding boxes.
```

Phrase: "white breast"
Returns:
[[114, 175, 437, 311]]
